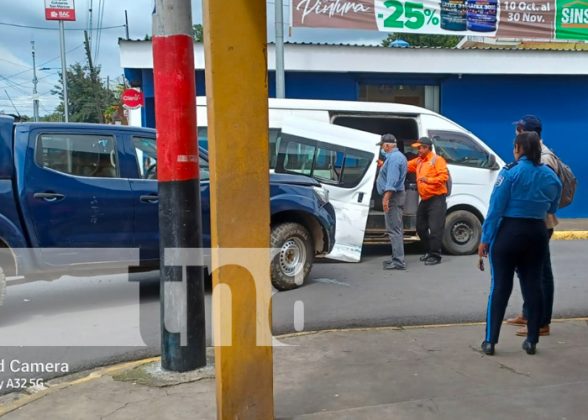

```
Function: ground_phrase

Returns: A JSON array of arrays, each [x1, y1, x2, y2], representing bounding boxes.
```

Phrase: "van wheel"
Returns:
[[0, 267, 6, 306], [271, 223, 314, 291], [442, 210, 481, 255]]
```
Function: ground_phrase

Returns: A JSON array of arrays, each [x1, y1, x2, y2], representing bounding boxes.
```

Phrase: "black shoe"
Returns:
[[522, 340, 536, 355], [424, 256, 441, 265], [419, 253, 430, 262], [481, 341, 495, 355], [383, 262, 406, 270]]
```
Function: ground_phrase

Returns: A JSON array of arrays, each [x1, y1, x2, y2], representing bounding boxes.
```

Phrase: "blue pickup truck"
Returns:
[[0, 116, 336, 303]]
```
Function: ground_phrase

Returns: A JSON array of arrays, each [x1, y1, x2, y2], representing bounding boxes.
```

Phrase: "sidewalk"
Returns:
[[1, 319, 587, 419]]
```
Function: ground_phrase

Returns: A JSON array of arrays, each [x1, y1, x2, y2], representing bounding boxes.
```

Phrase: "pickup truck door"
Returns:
[[276, 118, 380, 262], [19, 130, 135, 267], [127, 136, 211, 263]]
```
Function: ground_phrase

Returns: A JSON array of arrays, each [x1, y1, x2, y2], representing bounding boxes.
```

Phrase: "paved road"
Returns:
[[0, 241, 586, 394]]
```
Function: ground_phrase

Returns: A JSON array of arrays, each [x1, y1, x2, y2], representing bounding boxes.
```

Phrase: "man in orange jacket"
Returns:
[[408, 137, 449, 265]]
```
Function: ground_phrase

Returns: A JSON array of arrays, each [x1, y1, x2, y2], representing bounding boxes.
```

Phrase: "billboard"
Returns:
[[291, 0, 588, 41]]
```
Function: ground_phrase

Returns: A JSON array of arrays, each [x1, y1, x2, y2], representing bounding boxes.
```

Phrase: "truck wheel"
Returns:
[[442, 210, 482, 255], [271, 223, 314, 291], [0, 267, 5, 306]]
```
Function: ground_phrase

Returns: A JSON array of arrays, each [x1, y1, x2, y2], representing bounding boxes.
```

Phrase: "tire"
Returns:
[[0, 267, 5, 306], [442, 210, 482, 255], [270, 223, 314, 291]]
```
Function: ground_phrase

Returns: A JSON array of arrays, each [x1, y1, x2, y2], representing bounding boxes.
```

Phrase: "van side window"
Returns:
[[196, 127, 282, 169], [36, 134, 117, 178], [277, 134, 372, 188], [429, 130, 492, 169]]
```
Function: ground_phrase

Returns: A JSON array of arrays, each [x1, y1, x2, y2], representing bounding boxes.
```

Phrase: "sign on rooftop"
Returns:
[[291, 0, 588, 41], [45, 0, 76, 21]]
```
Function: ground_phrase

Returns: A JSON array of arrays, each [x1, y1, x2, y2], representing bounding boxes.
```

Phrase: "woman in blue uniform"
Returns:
[[479, 131, 561, 355]]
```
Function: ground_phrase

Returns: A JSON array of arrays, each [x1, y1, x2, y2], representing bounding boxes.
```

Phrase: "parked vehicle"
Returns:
[[0, 116, 337, 305], [196, 97, 505, 257]]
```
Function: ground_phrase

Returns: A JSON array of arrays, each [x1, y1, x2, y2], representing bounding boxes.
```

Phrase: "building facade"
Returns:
[[120, 40, 587, 217]]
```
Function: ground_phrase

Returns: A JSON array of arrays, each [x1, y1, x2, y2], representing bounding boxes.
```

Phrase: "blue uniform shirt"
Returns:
[[376, 149, 407, 195], [481, 157, 562, 244]]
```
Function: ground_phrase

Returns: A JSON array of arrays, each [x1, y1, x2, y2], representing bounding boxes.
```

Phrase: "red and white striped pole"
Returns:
[[152, 0, 205, 372]]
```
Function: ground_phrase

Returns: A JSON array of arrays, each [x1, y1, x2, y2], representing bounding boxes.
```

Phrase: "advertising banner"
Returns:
[[291, 0, 588, 41], [45, 0, 76, 21]]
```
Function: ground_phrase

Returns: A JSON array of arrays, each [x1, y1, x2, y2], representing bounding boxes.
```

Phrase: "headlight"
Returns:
[[312, 186, 329, 205]]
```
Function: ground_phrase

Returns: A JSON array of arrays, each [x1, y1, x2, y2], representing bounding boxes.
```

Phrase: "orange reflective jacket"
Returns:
[[407, 152, 449, 201]]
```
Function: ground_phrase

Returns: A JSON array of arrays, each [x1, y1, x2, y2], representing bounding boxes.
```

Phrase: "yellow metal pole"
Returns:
[[202, 0, 274, 419]]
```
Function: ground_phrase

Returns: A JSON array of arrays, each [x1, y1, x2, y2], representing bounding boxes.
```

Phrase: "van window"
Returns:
[[277, 134, 372, 188], [331, 114, 419, 155], [197, 127, 282, 169], [36, 134, 117, 178], [429, 130, 493, 169]]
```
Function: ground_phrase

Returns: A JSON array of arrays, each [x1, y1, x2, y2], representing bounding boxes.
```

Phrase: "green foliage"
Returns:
[[40, 112, 63, 122], [381, 33, 462, 48], [51, 63, 116, 123], [193, 24, 203, 42]]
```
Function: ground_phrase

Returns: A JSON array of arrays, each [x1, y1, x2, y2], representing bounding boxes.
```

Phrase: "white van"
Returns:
[[196, 97, 505, 262]]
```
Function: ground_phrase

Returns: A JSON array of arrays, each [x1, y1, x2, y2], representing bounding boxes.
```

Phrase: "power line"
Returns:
[[0, 58, 30, 69], [0, 22, 125, 31], [1, 43, 84, 81]]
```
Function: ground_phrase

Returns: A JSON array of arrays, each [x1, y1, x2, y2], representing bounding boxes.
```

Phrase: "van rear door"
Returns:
[[276, 118, 380, 262]]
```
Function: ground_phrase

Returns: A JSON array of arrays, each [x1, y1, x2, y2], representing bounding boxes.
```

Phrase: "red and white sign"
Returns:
[[122, 88, 145, 110], [45, 0, 76, 21]]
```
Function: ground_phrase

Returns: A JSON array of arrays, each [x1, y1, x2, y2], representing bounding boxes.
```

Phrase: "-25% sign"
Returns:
[[376, 0, 440, 30]]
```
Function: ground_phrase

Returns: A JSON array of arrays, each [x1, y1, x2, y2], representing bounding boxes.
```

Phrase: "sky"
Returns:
[[0, 1, 385, 118]]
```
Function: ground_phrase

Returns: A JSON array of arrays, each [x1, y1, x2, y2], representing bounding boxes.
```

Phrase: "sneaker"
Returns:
[[515, 325, 550, 337], [419, 253, 430, 262], [506, 314, 527, 326], [383, 261, 407, 270], [424, 256, 441, 266]]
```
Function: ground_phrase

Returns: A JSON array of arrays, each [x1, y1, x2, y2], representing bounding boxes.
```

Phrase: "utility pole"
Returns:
[[125, 10, 130, 40], [31, 41, 39, 122], [152, 0, 206, 372], [275, 0, 285, 98], [203, 0, 274, 417], [83, 30, 95, 76], [59, 20, 69, 122]]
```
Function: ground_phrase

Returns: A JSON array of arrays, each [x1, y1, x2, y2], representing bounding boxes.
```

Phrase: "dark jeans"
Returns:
[[521, 229, 554, 327], [485, 218, 548, 345], [416, 195, 446, 259]]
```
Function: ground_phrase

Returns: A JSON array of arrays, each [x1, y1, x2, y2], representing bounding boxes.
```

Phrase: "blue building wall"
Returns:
[[441, 75, 587, 218], [125, 68, 586, 217]]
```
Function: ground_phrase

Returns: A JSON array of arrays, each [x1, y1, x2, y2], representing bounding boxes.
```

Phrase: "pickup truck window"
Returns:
[[132, 136, 209, 181], [36, 134, 117, 178]]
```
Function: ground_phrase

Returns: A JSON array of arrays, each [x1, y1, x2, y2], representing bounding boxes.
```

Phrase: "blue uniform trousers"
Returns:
[[486, 218, 548, 345]]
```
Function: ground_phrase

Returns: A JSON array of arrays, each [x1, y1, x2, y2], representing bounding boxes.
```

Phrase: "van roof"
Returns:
[[196, 96, 435, 115]]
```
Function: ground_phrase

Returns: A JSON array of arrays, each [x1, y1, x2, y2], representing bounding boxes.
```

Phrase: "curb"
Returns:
[[552, 231, 588, 240]]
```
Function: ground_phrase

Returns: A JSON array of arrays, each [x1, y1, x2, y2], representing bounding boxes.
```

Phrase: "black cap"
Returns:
[[376, 133, 397, 146], [411, 136, 433, 148]]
